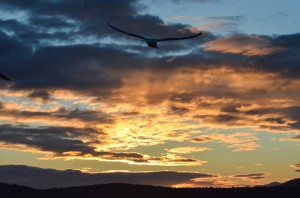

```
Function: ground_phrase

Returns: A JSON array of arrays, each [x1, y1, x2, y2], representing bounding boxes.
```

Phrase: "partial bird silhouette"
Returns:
[[107, 22, 202, 49], [0, 73, 11, 81]]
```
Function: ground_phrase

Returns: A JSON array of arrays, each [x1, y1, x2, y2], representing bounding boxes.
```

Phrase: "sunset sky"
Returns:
[[0, 0, 300, 188]]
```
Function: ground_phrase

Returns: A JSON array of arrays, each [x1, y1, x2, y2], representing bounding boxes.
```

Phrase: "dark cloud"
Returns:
[[0, 124, 152, 162], [0, 0, 300, 97], [280, 134, 300, 142], [29, 16, 76, 29], [249, 33, 300, 78], [0, 165, 216, 189], [0, 124, 102, 154], [193, 114, 240, 126], [233, 173, 266, 180], [242, 106, 300, 130], [9, 45, 124, 92], [0, 106, 113, 124], [264, 117, 285, 124], [0, 0, 139, 22], [0, 124, 202, 164], [201, 33, 300, 78], [169, 106, 189, 114], [213, 114, 239, 122], [289, 135, 300, 140], [0, 0, 200, 48], [27, 90, 53, 102], [1, 5, 298, 101], [190, 137, 213, 143], [0, 30, 31, 59], [54, 107, 114, 123], [221, 104, 240, 113]]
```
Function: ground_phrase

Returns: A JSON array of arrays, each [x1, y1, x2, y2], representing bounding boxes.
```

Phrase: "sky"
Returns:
[[0, 0, 300, 188]]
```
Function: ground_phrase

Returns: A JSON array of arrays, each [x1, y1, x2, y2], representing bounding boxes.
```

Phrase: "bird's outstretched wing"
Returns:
[[107, 23, 147, 40], [155, 32, 202, 42], [0, 73, 11, 81]]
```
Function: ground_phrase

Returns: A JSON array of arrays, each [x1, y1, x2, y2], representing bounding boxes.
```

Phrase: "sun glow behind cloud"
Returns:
[[1, 67, 300, 171]]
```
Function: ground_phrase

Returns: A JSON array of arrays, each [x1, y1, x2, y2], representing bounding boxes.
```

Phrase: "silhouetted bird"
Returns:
[[107, 23, 202, 49], [0, 73, 11, 81]]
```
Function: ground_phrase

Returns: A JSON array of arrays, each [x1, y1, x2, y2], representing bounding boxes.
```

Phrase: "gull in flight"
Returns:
[[107, 22, 202, 49], [0, 73, 11, 81]]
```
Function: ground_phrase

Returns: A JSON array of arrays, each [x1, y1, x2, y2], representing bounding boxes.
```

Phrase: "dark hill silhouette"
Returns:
[[255, 181, 282, 187], [1, 180, 300, 198], [281, 178, 300, 187], [255, 178, 300, 188], [258, 182, 282, 187], [0, 183, 40, 197]]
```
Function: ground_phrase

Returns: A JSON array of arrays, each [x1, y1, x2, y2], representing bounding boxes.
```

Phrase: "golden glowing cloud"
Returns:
[[204, 35, 285, 56], [1, 65, 300, 168], [167, 147, 212, 154]]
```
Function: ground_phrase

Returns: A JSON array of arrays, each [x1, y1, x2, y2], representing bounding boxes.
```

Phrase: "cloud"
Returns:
[[2, 63, 300, 166], [0, 124, 204, 166], [0, 165, 216, 189], [289, 134, 300, 141], [180, 177, 239, 188], [204, 34, 285, 56], [166, 147, 212, 154], [201, 16, 243, 22], [1, 0, 300, 180], [0, 103, 114, 125], [27, 90, 53, 103], [191, 132, 259, 152], [0, 124, 103, 154], [290, 164, 300, 172], [232, 173, 267, 183], [192, 16, 244, 33], [227, 142, 260, 152], [280, 134, 300, 142], [0, 0, 199, 51], [53, 152, 206, 166], [174, 172, 271, 187], [241, 105, 300, 131], [169, 106, 189, 114]]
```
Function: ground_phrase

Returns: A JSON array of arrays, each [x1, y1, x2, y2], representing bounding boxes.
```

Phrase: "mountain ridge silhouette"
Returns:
[[1, 178, 300, 198]]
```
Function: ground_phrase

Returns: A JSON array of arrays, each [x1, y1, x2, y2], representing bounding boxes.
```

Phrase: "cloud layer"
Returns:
[[0, 165, 216, 189], [0, 0, 300, 187]]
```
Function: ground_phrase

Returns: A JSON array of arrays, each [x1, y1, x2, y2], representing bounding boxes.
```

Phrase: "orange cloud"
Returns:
[[173, 175, 241, 188], [280, 134, 300, 142], [290, 164, 300, 172], [167, 147, 212, 154], [231, 173, 268, 184], [191, 132, 259, 151], [1, 65, 300, 169], [204, 35, 285, 56], [227, 142, 260, 152], [47, 151, 206, 167]]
